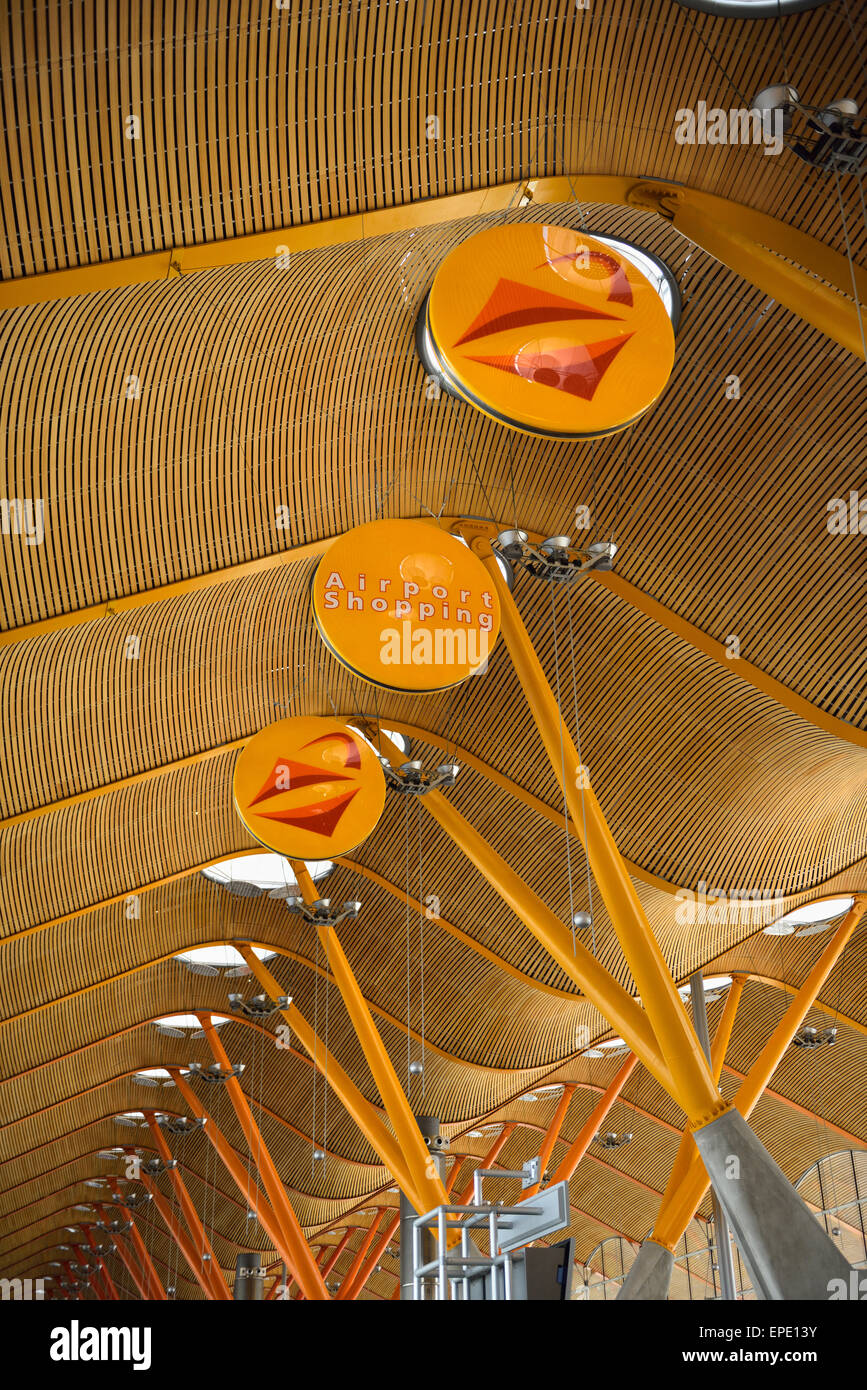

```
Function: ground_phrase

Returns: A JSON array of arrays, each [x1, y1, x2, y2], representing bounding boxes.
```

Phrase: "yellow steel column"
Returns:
[[344, 1210, 401, 1301], [139, 1175, 226, 1301], [653, 904, 863, 1250], [374, 731, 674, 1096], [288, 860, 451, 1217], [335, 1211, 383, 1300], [655, 975, 746, 1213], [106, 1182, 166, 1299], [475, 544, 721, 1124], [236, 944, 422, 1207], [168, 1067, 320, 1297]]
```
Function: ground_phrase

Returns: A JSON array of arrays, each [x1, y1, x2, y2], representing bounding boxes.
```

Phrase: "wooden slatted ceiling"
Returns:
[[2, 203, 866, 729], [1, 1, 865, 279], [2, 0, 866, 1297]]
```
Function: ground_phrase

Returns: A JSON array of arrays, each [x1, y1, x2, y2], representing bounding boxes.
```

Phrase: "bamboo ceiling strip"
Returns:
[[1, 2, 863, 280], [1, 202, 864, 726]]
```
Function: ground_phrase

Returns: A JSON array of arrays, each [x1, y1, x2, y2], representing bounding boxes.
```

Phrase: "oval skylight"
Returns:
[[175, 945, 275, 970], [763, 896, 853, 937], [202, 853, 334, 894], [678, 974, 733, 997], [152, 1013, 231, 1030]]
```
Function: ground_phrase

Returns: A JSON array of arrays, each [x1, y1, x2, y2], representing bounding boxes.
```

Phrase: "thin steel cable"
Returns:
[[404, 796, 412, 1087], [417, 795, 426, 1097], [323, 926, 330, 1178], [681, 8, 749, 105], [445, 392, 498, 520], [548, 577, 577, 947], [842, 0, 867, 96], [609, 426, 633, 545], [775, 0, 790, 85], [565, 582, 596, 954], [312, 928, 320, 1177]]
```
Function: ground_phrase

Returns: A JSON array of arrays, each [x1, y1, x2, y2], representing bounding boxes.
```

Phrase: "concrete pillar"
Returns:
[[690, 972, 738, 1301], [234, 1252, 266, 1300], [692, 1107, 854, 1300], [400, 1116, 442, 1301], [616, 1239, 674, 1300]]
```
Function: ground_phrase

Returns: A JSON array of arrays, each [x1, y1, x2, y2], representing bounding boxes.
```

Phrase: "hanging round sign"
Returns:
[[311, 520, 500, 692], [233, 717, 385, 858], [419, 223, 675, 439]]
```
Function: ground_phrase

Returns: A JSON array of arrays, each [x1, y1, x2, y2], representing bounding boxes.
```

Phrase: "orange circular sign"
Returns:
[[311, 520, 500, 692], [233, 717, 385, 858], [425, 224, 675, 438]]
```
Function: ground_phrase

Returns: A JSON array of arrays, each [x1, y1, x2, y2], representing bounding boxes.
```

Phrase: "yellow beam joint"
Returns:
[[476, 544, 721, 1124], [653, 974, 747, 1231], [289, 860, 450, 1216], [653, 900, 864, 1250]]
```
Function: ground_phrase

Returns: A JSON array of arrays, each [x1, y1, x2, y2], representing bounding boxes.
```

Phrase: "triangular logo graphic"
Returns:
[[249, 758, 351, 808], [468, 334, 633, 401], [302, 731, 362, 768], [255, 788, 359, 837], [535, 250, 634, 308], [454, 277, 621, 346]]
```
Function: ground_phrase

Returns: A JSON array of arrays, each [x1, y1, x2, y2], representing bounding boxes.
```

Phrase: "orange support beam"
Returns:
[[336, 1211, 383, 1300], [345, 1210, 401, 1301], [236, 945, 421, 1205], [199, 1021, 330, 1302], [289, 861, 450, 1217], [96, 1211, 151, 1301], [320, 1229, 352, 1279], [106, 1182, 166, 1300], [373, 733, 672, 1096], [655, 976, 746, 1218], [654, 904, 863, 1249], [143, 1115, 232, 1300], [523, 1085, 576, 1199], [168, 1067, 308, 1292], [139, 1174, 224, 1301], [474, 551, 720, 1124], [456, 1124, 516, 1205], [547, 1055, 639, 1189]]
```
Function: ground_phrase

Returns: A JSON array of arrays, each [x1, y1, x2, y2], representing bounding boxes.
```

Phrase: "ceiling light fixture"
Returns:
[[792, 1026, 837, 1049]]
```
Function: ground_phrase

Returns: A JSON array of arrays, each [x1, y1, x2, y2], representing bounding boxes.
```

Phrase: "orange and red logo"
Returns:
[[426, 224, 675, 438], [233, 717, 385, 859]]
